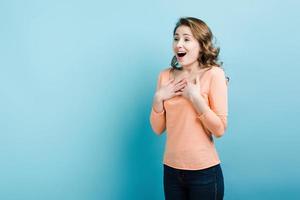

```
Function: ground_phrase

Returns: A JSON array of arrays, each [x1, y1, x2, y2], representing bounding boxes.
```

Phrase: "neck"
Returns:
[[181, 61, 202, 74]]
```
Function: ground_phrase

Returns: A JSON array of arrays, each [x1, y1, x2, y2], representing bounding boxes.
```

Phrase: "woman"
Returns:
[[150, 17, 228, 200]]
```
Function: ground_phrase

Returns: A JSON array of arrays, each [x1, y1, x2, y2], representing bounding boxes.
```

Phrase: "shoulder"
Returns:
[[207, 67, 228, 89], [207, 67, 226, 80], [158, 66, 172, 79], [160, 66, 172, 75], [209, 66, 225, 75]]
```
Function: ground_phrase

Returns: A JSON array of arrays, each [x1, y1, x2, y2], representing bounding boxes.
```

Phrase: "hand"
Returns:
[[182, 75, 202, 101], [156, 78, 187, 101]]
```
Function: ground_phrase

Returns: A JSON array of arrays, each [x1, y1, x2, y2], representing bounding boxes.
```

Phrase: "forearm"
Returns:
[[189, 94, 210, 115], [190, 94, 226, 137], [150, 92, 166, 135], [152, 92, 164, 113]]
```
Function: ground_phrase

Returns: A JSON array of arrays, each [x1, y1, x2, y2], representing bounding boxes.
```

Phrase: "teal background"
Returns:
[[1, 0, 300, 199]]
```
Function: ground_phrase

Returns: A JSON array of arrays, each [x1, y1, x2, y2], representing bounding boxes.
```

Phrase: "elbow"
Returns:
[[150, 121, 165, 135], [149, 109, 166, 135], [213, 123, 227, 138], [214, 130, 225, 138], [153, 127, 165, 135], [150, 119, 165, 136], [199, 110, 228, 138]]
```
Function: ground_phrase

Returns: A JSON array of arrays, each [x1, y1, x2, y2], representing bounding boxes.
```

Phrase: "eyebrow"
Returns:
[[174, 33, 192, 36]]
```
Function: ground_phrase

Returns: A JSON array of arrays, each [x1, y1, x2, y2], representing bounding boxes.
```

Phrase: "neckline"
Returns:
[[168, 67, 211, 81]]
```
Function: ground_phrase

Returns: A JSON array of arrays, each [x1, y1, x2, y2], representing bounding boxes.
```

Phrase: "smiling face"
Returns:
[[173, 25, 201, 68]]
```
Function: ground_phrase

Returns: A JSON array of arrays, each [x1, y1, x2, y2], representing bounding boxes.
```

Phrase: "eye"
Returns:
[[184, 38, 190, 42], [173, 38, 179, 41]]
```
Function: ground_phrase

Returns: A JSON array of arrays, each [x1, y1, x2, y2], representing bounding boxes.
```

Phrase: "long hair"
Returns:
[[171, 17, 221, 69], [171, 17, 222, 71]]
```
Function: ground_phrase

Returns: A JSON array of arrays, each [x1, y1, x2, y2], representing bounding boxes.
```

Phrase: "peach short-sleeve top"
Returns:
[[150, 66, 228, 170]]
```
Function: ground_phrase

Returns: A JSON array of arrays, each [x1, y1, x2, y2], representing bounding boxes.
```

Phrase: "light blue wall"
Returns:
[[1, 0, 300, 199]]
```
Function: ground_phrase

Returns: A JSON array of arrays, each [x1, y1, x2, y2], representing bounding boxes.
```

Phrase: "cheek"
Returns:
[[189, 45, 200, 59], [172, 43, 177, 53], [172, 45, 176, 53], [188, 49, 200, 60]]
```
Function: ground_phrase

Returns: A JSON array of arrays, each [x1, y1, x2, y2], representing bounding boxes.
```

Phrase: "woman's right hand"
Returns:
[[155, 78, 187, 101]]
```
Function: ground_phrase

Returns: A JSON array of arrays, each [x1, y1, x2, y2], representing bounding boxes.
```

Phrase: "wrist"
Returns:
[[154, 92, 164, 102], [189, 92, 201, 102]]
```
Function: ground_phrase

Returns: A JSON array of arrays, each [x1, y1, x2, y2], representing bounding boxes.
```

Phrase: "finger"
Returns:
[[174, 78, 186, 85], [174, 79, 186, 87], [175, 83, 187, 91], [174, 79, 187, 87], [167, 78, 175, 84], [174, 91, 183, 96], [175, 80, 187, 87], [174, 83, 186, 91]]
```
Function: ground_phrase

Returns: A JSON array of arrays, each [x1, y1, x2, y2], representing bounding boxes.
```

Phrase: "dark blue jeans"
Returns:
[[163, 164, 224, 200]]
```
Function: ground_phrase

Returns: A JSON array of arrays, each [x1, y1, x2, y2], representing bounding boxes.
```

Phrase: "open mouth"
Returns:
[[177, 52, 187, 58]]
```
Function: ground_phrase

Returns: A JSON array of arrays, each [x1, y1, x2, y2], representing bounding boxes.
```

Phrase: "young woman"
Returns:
[[150, 17, 228, 200]]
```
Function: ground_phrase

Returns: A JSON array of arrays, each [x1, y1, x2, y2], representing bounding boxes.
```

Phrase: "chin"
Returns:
[[180, 63, 192, 67], [178, 61, 188, 66]]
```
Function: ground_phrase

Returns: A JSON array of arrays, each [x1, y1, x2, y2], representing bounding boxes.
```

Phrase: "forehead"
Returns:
[[174, 25, 193, 36]]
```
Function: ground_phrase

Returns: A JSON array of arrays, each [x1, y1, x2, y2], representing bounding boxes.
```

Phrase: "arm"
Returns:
[[150, 72, 166, 135], [191, 68, 228, 137]]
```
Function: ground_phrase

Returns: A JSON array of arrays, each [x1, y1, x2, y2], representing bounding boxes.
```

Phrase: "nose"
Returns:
[[176, 39, 184, 48]]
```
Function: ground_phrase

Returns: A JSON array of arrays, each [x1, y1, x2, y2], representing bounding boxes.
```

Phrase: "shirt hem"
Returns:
[[162, 160, 221, 170]]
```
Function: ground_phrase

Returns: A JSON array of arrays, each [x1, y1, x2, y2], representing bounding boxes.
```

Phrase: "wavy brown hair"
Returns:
[[171, 17, 223, 71]]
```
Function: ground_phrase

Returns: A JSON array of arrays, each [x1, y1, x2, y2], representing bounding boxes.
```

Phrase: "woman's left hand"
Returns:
[[181, 75, 202, 101]]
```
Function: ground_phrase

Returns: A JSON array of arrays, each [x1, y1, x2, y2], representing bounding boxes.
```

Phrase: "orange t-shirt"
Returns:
[[150, 66, 228, 170]]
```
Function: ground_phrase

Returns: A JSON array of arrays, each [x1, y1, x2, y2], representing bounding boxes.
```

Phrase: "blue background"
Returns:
[[1, 0, 300, 199]]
